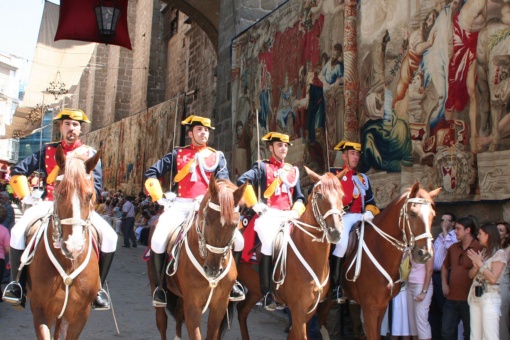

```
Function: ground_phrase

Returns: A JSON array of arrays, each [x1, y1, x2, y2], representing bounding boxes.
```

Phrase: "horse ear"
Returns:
[[234, 181, 248, 206], [208, 173, 218, 197], [335, 168, 348, 180], [428, 187, 442, 198], [304, 166, 321, 183], [85, 149, 101, 174], [409, 182, 420, 197], [55, 145, 66, 169]]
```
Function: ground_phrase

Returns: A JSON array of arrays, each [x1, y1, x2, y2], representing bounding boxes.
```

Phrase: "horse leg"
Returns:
[[361, 305, 384, 340], [31, 308, 52, 340], [237, 290, 261, 340], [155, 307, 168, 340], [287, 309, 308, 340], [64, 316, 90, 340], [183, 304, 202, 340], [205, 301, 229, 340]]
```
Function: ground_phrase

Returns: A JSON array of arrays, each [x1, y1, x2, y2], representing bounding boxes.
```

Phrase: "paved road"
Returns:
[[0, 205, 290, 339]]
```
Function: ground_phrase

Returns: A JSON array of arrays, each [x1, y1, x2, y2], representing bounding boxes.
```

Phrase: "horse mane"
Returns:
[[214, 179, 239, 225], [54, 155, 95, 209], [319, 172, 344, 200]]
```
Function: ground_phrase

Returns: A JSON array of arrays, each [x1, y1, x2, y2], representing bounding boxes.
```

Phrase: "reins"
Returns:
[[169, 197, 240, 314], [273, 180, 344, 313], [345, 194, 433, 294]]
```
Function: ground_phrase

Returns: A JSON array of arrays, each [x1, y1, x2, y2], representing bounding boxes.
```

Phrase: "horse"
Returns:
[[27, 145, 101, 339], [330, 183, 440, 340], [236, 167, 345, 340], [148, 175, 248, 340]]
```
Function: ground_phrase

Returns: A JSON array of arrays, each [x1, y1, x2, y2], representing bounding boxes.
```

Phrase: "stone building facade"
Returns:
[[69, 0, 510, 223]]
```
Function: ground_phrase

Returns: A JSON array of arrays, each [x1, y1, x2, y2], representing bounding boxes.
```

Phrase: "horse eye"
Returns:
[[409, 211, 417, 218], [315, 192, 323, 199]]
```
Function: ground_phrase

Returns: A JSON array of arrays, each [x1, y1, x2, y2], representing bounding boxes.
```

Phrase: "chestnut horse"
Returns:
[[27, 145, 101, 339], [148, 176, 247, 340], [331, 183, 440, 340], [236, 167, 345, 340]]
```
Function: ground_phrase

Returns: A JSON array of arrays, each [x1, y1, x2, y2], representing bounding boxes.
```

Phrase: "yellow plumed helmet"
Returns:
[[53, 108, 91, 123], [181, 115, 215, 129], [261, 132, 292, 146], [333, 140, 362, 152]]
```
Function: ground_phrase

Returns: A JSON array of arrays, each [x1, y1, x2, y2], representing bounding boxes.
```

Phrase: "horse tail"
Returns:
[[219, 301, 236, 337]]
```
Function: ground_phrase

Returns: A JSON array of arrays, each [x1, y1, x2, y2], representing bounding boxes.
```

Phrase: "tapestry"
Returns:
[[82, 98, 182, 195], [231, 0, 510, 205]]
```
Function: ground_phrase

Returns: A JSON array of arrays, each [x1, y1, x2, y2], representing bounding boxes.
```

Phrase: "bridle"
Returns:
[[195, 199, 240, 260], [293, 180, 344, 243], [346, 193, 434, 291], [52, 174, 93, 252]]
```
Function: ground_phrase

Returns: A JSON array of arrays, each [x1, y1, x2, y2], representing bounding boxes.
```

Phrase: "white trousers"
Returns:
[[332, 213, 362, 258], [151, 198, 244, 254], [469, 290, 501, 340], [407, 282, 433, 339], [254, 209, 290, 256], [10, 202, 118, 253]]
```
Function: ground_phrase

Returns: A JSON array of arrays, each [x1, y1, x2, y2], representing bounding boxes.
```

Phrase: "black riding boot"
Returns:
[[2, 248, 26, 310], [151, 252, 167, 307], [259, 254, 276, 311], [330, 255, 347, 304], [230, 251, 246, 301], [92, 251, 115, 310]]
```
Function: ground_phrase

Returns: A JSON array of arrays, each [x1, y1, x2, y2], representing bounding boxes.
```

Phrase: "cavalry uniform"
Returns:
[[144, 115, 245, 306], [330, 166, 378, 258], [237, 132, 305, 311], [329, 141, 379, 303], [237, 156, 305, 256], [3, 109, 117, 311]]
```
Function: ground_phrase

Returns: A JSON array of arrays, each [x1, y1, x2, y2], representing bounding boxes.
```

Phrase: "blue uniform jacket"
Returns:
[[237, 160, 305, 205], [10, 142, 103, 197]]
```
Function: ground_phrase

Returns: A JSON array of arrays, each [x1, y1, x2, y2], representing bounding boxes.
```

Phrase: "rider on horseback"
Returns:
[[237, 132, 306, 311], [329, 141, 380, 303], [144, 115, 245, 307], [2, 109, 118, 310]]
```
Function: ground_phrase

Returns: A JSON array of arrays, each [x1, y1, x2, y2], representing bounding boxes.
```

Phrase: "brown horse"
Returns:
[[27, 145, 101, 339], [148, 176, 247, 340], [333, 183, 440, 340], [236, 167, 345, 340]]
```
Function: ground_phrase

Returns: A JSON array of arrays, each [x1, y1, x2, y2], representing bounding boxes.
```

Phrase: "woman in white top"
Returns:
[[467, 223, 508, 340], [497, 221, 510, 339]]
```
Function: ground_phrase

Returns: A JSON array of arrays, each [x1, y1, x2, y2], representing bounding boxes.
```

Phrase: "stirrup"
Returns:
[[92, 288, 111, 311], [229, 280, 246, 302], [2, 282, 26, 310], [152, 287, 167, 307], [263, 292, 277, 311], [331, 286, 347, 304]]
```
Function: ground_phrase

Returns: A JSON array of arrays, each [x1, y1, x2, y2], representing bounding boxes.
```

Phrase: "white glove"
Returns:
[[157, 192, 176, 210], [22, 194, 39, 206], [288, 210, 299, 220], [362, 211, 374, 222], [252, 202, 268, 216]]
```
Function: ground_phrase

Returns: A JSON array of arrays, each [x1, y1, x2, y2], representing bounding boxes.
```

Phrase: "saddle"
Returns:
[[344, 221, 362, 259], [164, 211, 197, 276]]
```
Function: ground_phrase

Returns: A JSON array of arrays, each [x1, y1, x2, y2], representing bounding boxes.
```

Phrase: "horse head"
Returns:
[[198, 174, 247, 279], [304, 166, 344, 244], [405, 183, 441, 264], [53, 145, 101, 260]]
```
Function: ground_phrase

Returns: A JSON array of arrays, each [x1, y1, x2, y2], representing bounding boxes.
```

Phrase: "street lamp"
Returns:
[[95, 0, 122, 44]]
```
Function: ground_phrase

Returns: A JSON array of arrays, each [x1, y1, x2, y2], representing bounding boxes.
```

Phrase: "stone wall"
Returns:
[[215, 0, 286, 162]]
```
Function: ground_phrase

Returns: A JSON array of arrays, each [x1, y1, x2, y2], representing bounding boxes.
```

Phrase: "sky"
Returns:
[[0, 0, 59, 60]]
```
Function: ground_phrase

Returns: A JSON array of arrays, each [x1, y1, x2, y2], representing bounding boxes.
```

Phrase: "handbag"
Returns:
[[399, 251, 411, 281]]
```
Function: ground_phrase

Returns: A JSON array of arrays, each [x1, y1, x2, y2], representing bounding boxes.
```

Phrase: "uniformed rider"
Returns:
[[237, 132, 306, 311], [2, 109, 118, 310], [144, 115, 245, 307], [329, 141, 379, 303]]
